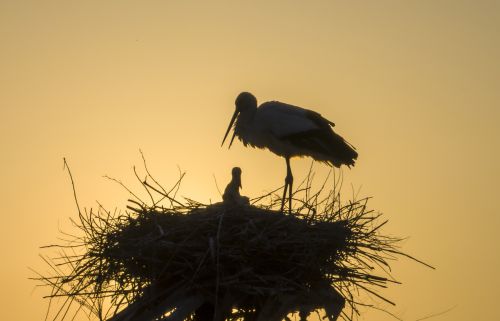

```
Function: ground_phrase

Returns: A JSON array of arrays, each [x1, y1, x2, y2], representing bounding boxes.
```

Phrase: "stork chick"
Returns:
[[222, 167, 249, 205]]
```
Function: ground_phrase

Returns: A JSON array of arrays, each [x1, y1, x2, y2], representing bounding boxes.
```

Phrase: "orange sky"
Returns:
[[1, 1, 499, 320]]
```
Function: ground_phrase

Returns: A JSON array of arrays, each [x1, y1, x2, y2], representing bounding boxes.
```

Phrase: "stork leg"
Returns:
[[280, 157, 293, 214]]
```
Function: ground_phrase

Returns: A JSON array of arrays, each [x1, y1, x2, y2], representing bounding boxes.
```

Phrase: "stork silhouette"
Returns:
[[222, 92, 357, 213]]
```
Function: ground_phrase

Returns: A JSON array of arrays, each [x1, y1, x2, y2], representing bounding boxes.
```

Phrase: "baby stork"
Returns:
[[222, 167, 249, 205]]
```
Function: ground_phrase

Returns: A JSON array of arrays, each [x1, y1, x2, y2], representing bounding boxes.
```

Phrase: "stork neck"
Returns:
[[233, 176, 241, 188]]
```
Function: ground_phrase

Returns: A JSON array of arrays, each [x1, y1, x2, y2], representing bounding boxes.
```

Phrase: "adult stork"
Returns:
[[221, 92, 358, 213]]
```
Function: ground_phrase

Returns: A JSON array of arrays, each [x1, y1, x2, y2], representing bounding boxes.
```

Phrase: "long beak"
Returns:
[[221, 110, 238, 148]]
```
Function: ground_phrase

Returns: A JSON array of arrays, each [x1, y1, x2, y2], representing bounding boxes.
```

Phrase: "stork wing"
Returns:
[[257, 101, 357, 167], [256, 101, 335, 138]]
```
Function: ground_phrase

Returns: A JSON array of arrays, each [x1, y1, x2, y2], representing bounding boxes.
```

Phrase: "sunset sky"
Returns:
[[1, 1, 499, 320]]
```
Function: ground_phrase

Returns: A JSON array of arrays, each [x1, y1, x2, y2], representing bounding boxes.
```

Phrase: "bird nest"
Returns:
[[34, 161, 429, 321]]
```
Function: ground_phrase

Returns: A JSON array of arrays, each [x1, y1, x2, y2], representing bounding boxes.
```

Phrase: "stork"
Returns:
[[221, 92, 358, 213], [222, 167, 249, 205]]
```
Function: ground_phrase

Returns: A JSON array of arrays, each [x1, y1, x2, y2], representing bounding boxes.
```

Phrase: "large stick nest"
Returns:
[[34, 161, 429, 321]]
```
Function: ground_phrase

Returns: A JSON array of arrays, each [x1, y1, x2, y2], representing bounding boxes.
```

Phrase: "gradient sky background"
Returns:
[[1, 1, 499, 320]]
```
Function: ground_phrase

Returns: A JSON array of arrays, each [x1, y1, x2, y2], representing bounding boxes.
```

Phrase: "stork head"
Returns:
[[231, 167, 242, 188], [221, 92, 257, 148], [235, 92, 257, 112]]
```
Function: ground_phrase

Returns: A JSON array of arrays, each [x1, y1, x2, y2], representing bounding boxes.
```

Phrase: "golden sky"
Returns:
[[1, 1, 499, 320]]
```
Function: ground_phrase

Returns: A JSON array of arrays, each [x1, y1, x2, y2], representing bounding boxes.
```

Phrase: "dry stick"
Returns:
[[250, 185, 283, 204], [414, 305, 456, 321], [143, 180, 185, 208], [133, 167, 165, 235], [50, 293, 73, 321], [213, 173, 222, 198], [134, 165, 155, 205], [39, 264, 95, 320], [69, 302, 85, 321], [103, 175, 145, 206], [170, 166, 185, 201], [63, 158, 82, 218], [31, 264, 60, 321], [366, 305, 403, 321], [59, 295, 77, 321], [139, 149, 168, 196]]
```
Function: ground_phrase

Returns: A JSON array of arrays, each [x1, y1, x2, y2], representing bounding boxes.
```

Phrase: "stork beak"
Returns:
[[221, 110, 239, 148]]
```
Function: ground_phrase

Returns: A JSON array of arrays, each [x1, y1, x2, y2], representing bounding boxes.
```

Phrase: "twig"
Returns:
[[63, 158, 81, 217]]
